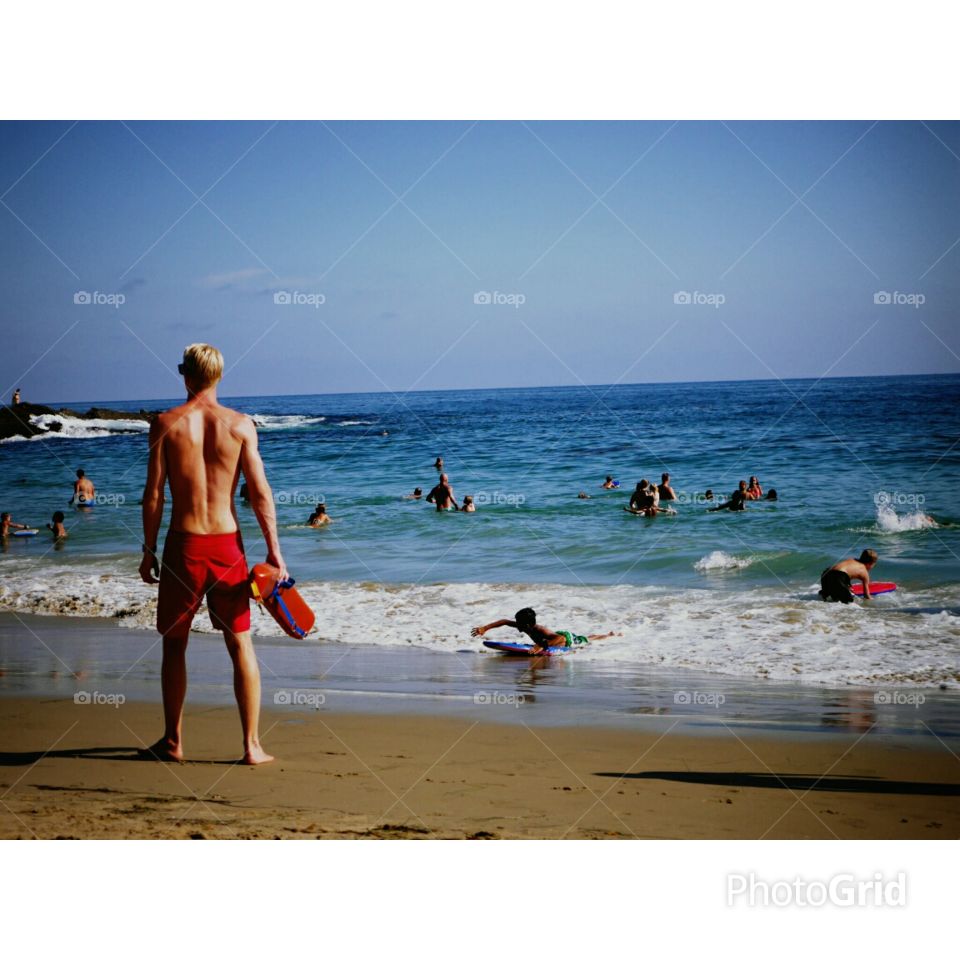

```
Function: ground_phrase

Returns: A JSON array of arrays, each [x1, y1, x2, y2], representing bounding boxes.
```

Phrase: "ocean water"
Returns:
[[1, 374, 958, 687]]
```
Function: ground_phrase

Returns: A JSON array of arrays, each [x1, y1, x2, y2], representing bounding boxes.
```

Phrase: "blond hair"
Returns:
[[181, 343, 224, 386]]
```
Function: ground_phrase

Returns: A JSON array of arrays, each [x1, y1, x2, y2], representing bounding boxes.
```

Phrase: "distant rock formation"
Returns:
[[0, 402, 156, 442]]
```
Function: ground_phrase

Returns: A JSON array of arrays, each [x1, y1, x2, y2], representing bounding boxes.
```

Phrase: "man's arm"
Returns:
[[239, 417, 287, 581], [471, 619, 515, 637], [446, 483, 460, 510], [139, 419, 167, 584], [855, 564, 872, 600]]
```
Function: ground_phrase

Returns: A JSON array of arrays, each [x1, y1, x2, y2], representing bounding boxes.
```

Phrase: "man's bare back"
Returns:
[[156, 399, 249, 535]]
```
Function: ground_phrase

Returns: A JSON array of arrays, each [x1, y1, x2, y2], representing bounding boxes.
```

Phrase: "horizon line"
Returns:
[[33, 368, 960, 409]]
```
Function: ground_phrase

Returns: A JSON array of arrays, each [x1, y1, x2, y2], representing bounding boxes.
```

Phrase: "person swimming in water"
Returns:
[[819, 550, 878, 603], [658, 472, 677, 501], [461, 495, 476, 513], [1, 512, 30, 537], [47, 511, 68, 539], [765, 488, 778, 501], [601, 475, 619, 489], [405, 487, 423, 500], [471, 607, 619, 654], [434, 456, 444, 471], [746, 476, 763, 500], [307, 503, 330, 527], [577, 492, 592, 499], [629, 480, 650, 511], [426, 474, 459, 511], [704, 489, 714, 501], [71, 468, 96, 506], [709, 489, 746, 512]]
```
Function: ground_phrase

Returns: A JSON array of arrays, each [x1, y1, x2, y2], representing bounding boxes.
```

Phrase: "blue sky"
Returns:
[[1, 120, 958, 403]]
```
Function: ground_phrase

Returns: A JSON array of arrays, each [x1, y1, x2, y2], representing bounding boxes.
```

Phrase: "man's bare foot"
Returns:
[[242, 744, 274, 765], [137, 737, 184, 762]]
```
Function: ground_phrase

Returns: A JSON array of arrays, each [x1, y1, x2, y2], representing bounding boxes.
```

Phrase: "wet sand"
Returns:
[[2, 696, 958, 839]]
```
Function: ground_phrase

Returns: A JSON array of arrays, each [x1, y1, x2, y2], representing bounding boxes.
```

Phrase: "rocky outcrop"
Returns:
[[0, 402, 156, 442]]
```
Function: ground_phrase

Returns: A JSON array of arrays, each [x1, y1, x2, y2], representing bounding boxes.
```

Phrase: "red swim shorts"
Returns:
[[157, 530, 251, 638]]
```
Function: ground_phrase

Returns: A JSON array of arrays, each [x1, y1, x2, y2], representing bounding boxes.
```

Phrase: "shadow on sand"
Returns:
[[595, 771, 960, 796], [0, 746, 239, 766]]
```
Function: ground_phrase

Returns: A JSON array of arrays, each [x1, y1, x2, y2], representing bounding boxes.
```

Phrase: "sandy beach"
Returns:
[[2, 694, 958, 839]]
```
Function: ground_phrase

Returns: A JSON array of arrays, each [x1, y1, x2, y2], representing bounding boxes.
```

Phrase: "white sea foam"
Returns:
[[0, 413, 151, 443], [251, 414, 327, 429], [1, 561, 956, 687], [694, 551, 754, 572], [875, 504, 938, 533]]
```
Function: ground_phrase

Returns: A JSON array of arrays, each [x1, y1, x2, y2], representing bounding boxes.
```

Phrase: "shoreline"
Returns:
[[2, 612, 958, 738]]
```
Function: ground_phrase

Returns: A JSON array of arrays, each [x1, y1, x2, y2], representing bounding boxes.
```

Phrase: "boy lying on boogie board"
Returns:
[[471, 606, 618, 654]]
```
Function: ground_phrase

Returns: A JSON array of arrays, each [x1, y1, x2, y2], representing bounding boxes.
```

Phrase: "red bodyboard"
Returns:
[[249, 563, 316, 638], [851, 581, 897, 596]]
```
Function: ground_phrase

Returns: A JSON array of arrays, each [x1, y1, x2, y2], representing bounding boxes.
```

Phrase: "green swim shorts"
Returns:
[[558, 630, 589, 647]]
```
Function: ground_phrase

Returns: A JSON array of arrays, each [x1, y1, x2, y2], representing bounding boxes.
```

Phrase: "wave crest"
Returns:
[[875, 504, 938, 533], [694, 550, 753, 572]]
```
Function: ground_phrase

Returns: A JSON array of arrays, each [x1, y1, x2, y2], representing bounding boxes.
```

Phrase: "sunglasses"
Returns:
[[177, 362, 185, 375]]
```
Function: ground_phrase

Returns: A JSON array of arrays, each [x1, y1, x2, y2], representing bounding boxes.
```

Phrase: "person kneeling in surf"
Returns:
[[819, 549, 878, 603], [471, 607, 618, 654]]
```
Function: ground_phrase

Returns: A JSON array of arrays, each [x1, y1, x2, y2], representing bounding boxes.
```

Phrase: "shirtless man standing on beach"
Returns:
[[138, 343, 285, 765], [425, 473, 459, 511]]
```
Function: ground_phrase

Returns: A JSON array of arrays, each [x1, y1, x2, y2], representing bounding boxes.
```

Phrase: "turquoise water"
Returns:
[[1, 374, 958, 686], [3, 374, 958, 586]]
